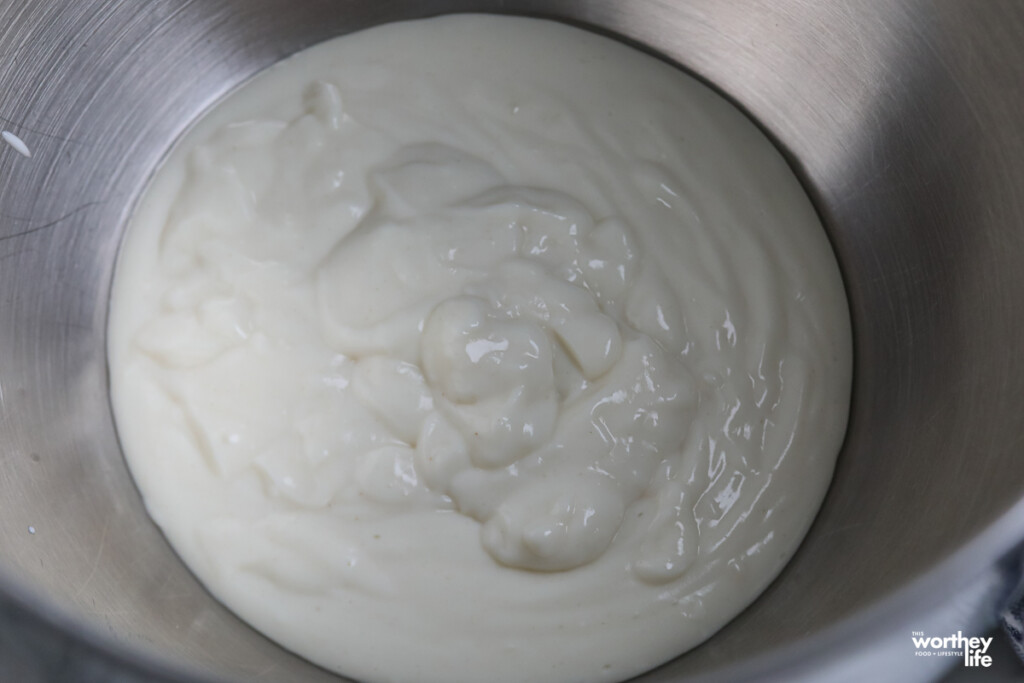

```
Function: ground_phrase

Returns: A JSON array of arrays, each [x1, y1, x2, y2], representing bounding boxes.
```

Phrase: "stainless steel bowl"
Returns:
[[2, 1, 1023, 681]]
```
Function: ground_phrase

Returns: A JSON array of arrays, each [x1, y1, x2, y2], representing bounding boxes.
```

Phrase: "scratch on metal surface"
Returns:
[[0, 378, 5, 409], [254, 663, 282, 679], [72, 516, 110, 600], [0, 115, 88, 146], [81, 607, 133, 620], [811, 522, 865, 542], [0, 200, 104, 244], [0, 248, 34, 264]]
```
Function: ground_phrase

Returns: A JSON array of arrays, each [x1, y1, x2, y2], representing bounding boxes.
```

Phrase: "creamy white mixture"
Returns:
[[109, 15, 852, 683]]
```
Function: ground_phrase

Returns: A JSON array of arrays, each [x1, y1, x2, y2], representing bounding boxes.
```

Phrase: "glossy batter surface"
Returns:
[[109, 15, 852, 683]]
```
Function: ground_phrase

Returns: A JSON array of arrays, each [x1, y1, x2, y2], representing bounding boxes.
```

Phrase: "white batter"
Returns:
[[108, 15, 852, 683]]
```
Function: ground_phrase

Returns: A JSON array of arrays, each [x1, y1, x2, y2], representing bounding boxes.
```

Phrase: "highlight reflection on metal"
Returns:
[[0, 1, 1022, 681]]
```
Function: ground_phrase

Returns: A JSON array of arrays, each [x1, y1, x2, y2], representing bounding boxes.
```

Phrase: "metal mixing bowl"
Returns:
[[1, 1, 1023, 681]]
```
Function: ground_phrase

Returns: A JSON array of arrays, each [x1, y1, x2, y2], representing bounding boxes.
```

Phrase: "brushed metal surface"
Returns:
[[0, 1, 1022, 681]]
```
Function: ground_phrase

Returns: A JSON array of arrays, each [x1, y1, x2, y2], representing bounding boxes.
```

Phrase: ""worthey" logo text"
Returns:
[[911, 631, 993, 668]]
